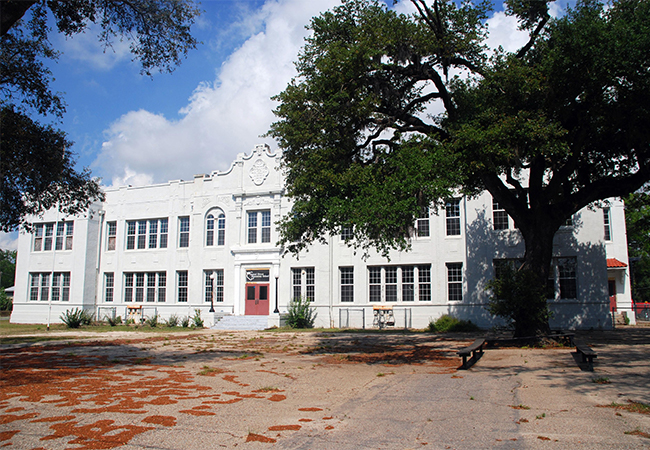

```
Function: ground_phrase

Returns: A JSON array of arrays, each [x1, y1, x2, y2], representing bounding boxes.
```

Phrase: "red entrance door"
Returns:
[[245, 283, 269, 315]]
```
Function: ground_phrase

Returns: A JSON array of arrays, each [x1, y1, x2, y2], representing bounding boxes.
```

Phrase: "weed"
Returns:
[[510, 404, 531, 410], [536, 413, 546, 419], [592, 377, 611, 384]]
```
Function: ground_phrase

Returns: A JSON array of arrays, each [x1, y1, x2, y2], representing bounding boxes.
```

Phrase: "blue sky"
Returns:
[[1, 0, 571, 249]]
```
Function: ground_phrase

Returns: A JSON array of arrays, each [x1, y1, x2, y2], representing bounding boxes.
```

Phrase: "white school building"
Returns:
[[10, 144, 635, 329]]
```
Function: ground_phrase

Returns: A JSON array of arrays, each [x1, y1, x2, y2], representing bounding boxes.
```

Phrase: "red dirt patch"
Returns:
[[268, 425, 301, 431], [180, 409, 216, 416], [31, 415, 76, 423], [246, 433, 276, 443], [268, 394, 286, 402], [298, 407, 323, 412], [0, 430, 19, 441], [299, 418, 313, 422], [142, 415, 176, 427]]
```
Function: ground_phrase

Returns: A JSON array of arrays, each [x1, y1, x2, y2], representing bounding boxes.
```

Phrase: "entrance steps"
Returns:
[[211, 314, 269, 331]]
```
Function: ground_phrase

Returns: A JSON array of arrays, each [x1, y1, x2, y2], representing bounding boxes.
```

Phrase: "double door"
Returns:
[[245, 283, 269, 315]]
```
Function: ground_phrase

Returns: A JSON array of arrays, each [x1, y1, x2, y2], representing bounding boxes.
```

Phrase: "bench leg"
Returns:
[[462, 355, 468, 369]]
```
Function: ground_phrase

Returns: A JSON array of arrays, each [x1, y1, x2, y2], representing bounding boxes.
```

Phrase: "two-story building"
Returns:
[[10, 144, 634, 329]]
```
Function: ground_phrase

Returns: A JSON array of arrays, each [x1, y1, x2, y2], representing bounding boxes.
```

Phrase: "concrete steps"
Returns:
[[211, 314, 269, 331]]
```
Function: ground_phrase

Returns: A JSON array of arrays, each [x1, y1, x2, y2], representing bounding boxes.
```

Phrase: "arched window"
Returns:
[[206, 210, 226, 246]]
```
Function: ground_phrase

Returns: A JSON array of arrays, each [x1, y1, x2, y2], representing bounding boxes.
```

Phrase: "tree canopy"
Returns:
[[269, 0, 650, 336], [0, 0, 201, 232]]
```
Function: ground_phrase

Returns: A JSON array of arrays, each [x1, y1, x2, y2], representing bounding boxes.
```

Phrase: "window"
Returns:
[[177, 271, 188, 302], [33, 222, 72, 251], [416, 207, 430, 237], [105, 273, 114, 302], [107, 222, 117, 250], [340, 267, 354, 302], [292, 268, 315, 301], [29, 272, 70, 301], [492, 198, 509, 230], [55, 222, 73, 250], [204, 270, 224, 303], [558, 257, 577, 299], [341, 226, 353, 241], [51, 273, 70, 302], [603, 208, 612, 241], [418, 265, 431, 301], [367, 265, 431, 302], [247, 210, 271, 244], [124, 272, 166, 302], [179, 217, 190, 248], [126, 219, 168, 250], [206, 212, 226, 246], [447, 263, 463, 301], [445, 199, 461, 236]]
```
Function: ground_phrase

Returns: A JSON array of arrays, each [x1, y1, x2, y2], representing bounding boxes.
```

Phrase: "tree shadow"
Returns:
[[448, 208, 612, 331]]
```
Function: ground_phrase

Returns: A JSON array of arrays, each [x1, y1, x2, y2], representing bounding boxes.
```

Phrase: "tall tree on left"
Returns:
[[0, 0, 202, 232]]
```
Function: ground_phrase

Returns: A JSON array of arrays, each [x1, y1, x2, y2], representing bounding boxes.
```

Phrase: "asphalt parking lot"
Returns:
[[1, 328, 649, 449]]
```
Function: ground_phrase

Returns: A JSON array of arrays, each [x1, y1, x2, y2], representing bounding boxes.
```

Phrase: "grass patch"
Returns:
[[600, 400, 650, 415]]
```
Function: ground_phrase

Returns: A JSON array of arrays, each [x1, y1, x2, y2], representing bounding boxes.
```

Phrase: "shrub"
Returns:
[[191, 309, 204, 328], [427, 315, 479, 333], [181, 316, 190, 328], [61, 308, 93, 328], [166, 314, 179, 327], [0, 289, 12, 311], [286, 296, 317, 329], [105, 315, 122, 326], [144, 314, 159, 328]]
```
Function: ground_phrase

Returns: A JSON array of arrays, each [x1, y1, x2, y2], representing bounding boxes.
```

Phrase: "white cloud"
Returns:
[[0, 232, 19, 251], [485, 10, 529, 54], [94, 0, 533, 188], [96, 0, 340, 187], [57, 23, 132, 71]]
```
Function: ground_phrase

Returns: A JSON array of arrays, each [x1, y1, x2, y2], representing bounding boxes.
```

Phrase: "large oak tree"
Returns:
[[0, 0, 201, 231], [269, 0, 650, 336]]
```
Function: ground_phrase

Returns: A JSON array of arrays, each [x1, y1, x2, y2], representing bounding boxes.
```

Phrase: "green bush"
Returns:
[[181, 316, 190, 328], [0, 289, 12, 311], [166, 314, 179, 327], [105, 315, 122, 326], [427, 315, 479, 333], [286, 296, 317, 329], [61, 308, 94, 328], [191, 309, 204, 328], [144, 314, 159, 327]]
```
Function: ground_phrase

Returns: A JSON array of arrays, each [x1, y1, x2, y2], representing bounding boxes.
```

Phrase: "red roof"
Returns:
[[607, 258, 628, 268]]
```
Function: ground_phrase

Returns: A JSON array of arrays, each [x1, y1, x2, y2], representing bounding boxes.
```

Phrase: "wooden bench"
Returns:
[[574, 339, 598, 371], [457, 338, 486, 369]]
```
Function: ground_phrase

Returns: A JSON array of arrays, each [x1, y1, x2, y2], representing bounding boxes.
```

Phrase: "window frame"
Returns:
[[603, 207, 612, 241], [247, 210, 271, 244], [445, 199, 461, 236], [291, 267, 315, 302], [126, 219, 168, 250], [204, 269, 224, 303], [366, 265, 431, 302], [492, 198, 510, 230], [206, 211, 226, 247], [33, 222, 73, 252], [177, 270, 188, 302], [446, 263, 463, 302], [416, 207, 430, 237], [178, 217, 190, 248], [340, 267, 354, 302], [123, 272, 166, 302]]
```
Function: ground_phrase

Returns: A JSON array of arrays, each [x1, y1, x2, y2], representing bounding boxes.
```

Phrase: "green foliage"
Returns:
[[625, 185, 650, 302], [0, 106, 104, 232], [486, 265, 551, 337], [427, 315, 479, 333], [0, 0, 200, 232], [166, 314, 180, 327], [0, 249, 17, 290], [191, 309, 204, 328], [181, 316, 190, 328], [270, 0, 650, 336], [144, 314, 159, 328], [60, 308, 94, 328], [0, 288, 12, 311], [105, 315, 122, 326], [286, 296, 317, 329]]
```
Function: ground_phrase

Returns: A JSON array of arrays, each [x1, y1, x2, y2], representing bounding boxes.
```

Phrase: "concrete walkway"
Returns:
[[1, 328, 649, 449]]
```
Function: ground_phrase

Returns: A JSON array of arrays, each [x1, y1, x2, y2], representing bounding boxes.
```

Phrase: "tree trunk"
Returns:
[[514, 221, 557, 337]]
